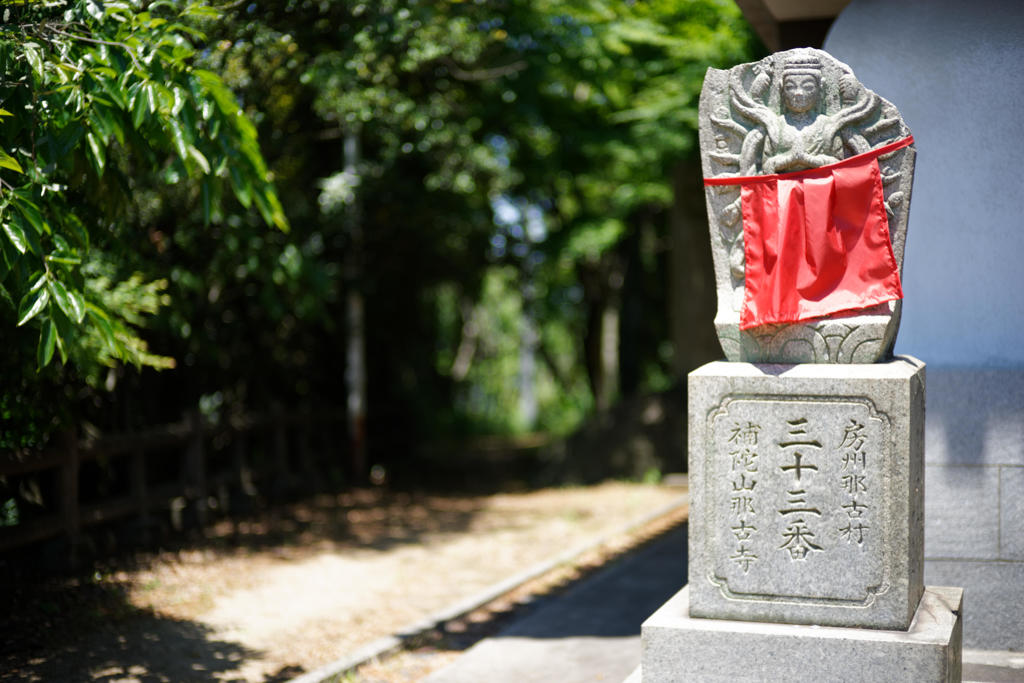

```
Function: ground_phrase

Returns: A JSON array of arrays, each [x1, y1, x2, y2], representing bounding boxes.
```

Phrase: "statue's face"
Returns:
[[783, 75, 819, 114]]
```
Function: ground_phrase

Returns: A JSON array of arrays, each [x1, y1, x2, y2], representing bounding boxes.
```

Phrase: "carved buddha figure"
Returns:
[[735, 54, 876, 176], [697, 48, 917, 363]]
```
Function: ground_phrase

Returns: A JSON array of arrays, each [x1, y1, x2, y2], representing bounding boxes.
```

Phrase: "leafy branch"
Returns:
[[0, 0, 287, 377]]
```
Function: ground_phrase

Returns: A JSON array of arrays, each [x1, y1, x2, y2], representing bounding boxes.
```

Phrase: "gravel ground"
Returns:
[[3, 481, 686, 682]]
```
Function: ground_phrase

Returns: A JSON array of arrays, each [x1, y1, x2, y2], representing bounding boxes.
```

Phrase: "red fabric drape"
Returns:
[[705, 136, 912, 330]]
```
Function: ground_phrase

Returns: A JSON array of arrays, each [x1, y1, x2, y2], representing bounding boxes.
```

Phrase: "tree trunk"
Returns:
[[581, 255, 624, 413], [518, 308, 538, 429], [668, 161, 720, 378], [344, 131, 368, 483]]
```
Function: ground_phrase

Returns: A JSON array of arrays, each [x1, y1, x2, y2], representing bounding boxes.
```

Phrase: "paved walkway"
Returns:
[[424, 522, 1024, 683], [424, 524, 687, 682]]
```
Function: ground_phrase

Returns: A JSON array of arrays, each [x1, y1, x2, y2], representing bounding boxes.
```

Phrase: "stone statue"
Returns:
[[698, 48, 915, 363]]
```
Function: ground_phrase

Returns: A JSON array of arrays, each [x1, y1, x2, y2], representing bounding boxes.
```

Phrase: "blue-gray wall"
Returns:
[[826, 0, 1024, 651]]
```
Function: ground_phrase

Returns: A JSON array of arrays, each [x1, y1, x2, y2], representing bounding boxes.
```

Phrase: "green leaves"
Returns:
[[48, 278, 85, 324], [187, 145, 211, 174], [17, 276, 49, 327], [0, 0, 756, 445], [2, 215, 30, 255], [11, 270, 84, 367], [22, 44, 44, 78], [0, 110, 23, 174], [14, 196, 50, 240], [2, 199, 45, 257], [0, 150, 23, 174], [37, 319, 57, 368], [0, 0, 287, 377]]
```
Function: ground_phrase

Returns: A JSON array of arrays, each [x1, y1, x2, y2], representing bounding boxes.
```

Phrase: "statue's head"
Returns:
[[781, 54, 822, 114]]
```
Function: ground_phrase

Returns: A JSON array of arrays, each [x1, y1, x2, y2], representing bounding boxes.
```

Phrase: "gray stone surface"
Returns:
[[698, 47, 915, 363], [687, 357, 924, 629], [924, 369, 1024, 467], [923, 465, 1000, 559], [925, 560, 1024, 653], [826, 0, 1024, 367], [1000, 466, 1024, 560], [639, 585, 962, 683], [820, 0, 1024, 650], [914, 367, 1024, 649], [425, 524, 687, 683], [431, 635, 637, 683], [961, 650, 1024, 683]]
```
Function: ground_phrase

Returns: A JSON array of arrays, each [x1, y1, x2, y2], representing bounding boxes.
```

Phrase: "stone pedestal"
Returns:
[[688, 357, 925, 629], [633, 357, 963, 681], [638, 585, 962, 683]]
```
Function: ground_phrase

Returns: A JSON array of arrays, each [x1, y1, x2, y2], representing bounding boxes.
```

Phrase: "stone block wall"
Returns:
[[924, 369, 1024, 650], [824, 0, 1024, 650]]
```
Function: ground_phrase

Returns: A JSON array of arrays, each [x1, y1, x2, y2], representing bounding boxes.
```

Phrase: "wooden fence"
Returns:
[[0, 407, 346, 560]]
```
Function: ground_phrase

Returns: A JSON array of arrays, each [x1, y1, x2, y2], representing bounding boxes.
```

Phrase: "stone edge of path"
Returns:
[[286, 485, 690, 683]]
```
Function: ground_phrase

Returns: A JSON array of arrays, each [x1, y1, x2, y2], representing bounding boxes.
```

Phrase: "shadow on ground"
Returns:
[[3, 615, 301, 682], [427, 521, 690, 650], [1, 570, 305, 682], [497, 522, 688, 639], [4, 485, 613, 682], [415, 524, 689, 683], [1, 487, 498, 682], [2, 593, 303, 682]]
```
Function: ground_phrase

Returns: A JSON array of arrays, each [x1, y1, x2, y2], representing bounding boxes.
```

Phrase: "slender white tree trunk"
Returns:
[[344, 131, 367, 482], [518, 309, 538, 429]]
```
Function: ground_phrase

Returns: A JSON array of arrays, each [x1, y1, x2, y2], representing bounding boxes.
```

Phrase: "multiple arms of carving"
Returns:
[[728, 69, 774, 132], [722, 62, 884, 176]]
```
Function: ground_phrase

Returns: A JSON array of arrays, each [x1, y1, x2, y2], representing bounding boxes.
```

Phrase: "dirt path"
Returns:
[[4, 481, 685, 682]]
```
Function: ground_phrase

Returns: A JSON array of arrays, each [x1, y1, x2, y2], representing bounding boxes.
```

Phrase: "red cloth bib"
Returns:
[[705, 136, 913, 330]]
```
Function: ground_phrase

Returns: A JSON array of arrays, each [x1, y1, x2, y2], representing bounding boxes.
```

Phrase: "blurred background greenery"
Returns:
[[0, 0, 761, 497]]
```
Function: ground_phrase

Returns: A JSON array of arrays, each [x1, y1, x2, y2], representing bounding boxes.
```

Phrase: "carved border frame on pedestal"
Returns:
[[702, 393, 894, 607]]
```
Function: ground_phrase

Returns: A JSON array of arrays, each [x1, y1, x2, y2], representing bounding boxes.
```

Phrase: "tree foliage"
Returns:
[[0, 0, 285, 379], [0, 0, 758, 461], [488, 0, 753, 409]]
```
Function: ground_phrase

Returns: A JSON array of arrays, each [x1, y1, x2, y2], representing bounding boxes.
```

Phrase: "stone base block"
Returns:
[[688, 357, 925, 629], [638, 585, 962, 683]]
